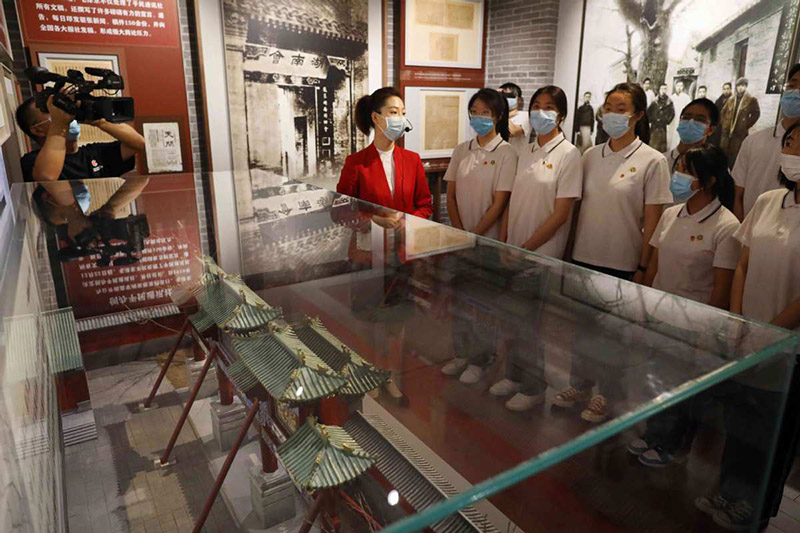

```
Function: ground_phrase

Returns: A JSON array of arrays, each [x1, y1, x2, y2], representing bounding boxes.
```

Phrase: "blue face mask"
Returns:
[[470, 115, 495, 136], [529, 109, 559, 135], [67, 120, 81, 142], [601, 112, 632, 139], [670, 170, 697, 203], [506, 97, 518, 112], [70, 180, 92, 214], [781, 89, 800, 118], [377, 115, 407, 142], [676, 119, 707, 144]]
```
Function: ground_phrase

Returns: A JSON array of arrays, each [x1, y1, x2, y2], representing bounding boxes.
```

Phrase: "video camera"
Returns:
[[24, 66, 135, 123], [57, 214, 150, 267]]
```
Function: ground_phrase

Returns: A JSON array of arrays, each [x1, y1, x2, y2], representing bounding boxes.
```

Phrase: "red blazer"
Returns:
[[336, 143, 433, 219]]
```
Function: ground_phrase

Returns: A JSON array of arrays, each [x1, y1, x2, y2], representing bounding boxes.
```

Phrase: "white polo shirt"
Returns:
[[444, 134, 517, 240], [508, 112, 532, 155], [572, 139, 672, 272], [651, 199, 741, 303], [507, 133, 582, 258], [734, 188, 800, 326], [732, 124, 785, 217]]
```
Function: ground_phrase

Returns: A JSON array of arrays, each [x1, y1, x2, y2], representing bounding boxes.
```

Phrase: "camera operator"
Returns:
[[16, 91, 145, 183], [16, 91, 146, 238]]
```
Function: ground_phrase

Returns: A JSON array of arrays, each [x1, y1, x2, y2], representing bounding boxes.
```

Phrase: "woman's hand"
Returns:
[[372, 211, 404, 229]]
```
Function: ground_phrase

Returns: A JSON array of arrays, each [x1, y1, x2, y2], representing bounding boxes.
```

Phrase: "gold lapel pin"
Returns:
[[547, 163, 553, 169], [491, 160, 496, 165], [697, 235, 704, 241], [630, 167, 637, 172]]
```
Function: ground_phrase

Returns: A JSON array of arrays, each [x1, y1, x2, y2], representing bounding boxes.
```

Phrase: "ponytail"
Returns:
[[685, 146, 735, 210], [469, 88, 510, 142], [354, 87, 402, 136]]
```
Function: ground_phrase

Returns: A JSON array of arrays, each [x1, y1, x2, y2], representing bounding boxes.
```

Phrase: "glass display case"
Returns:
[[1, 176, 798, 533]]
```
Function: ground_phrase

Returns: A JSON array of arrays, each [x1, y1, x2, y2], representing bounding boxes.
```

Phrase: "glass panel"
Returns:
[[238, 180, 799, 532]]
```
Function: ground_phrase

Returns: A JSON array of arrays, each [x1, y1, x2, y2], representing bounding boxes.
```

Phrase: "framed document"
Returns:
[[403, 86, 480, 159], [404, 0, 484, 69], [143, 122, 183, 173]]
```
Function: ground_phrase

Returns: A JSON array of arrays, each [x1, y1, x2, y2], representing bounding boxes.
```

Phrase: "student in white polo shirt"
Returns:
[[664, 98, 719, 174], [488, 85, 582, 411], [442, 88, 517, 384], [500, 82, 532, 155], [445, 88, 517, 241], [626, 145, 739, 468], [559, 82, 672, 423], [694, 121, 800, 531], [733, 63, 800, 221]]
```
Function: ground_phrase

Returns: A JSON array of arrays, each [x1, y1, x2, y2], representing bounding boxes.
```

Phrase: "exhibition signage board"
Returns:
[[19, 0, 180, 47]]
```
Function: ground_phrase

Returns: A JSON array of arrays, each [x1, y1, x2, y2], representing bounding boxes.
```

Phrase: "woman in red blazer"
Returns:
[[337, 87, 433, 221], [336, 87, 432, 404]]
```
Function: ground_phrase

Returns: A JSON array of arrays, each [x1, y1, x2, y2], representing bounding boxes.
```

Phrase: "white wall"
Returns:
[[553, 0, 584, 140], [197, 0, 383, 275]]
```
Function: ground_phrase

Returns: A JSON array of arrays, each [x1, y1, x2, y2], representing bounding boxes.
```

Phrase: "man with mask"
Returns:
[[709, 82, 732, 147], [16, 92, 145, 183], [15, 92, 145, 238], [721, 77, 761, 165], [647, 83, 675, 152]]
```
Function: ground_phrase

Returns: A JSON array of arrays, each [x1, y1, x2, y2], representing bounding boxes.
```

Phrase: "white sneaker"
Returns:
[[441, 358, 467, 376], [489, 379, 521, 396], [459, 365, 485, 384], [505, 392, 545, 412]]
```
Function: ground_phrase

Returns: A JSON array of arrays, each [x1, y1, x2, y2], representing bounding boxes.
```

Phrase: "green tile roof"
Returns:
[[225, 359, 261, 392], [293, 317, 390, 397], [4, 315, 41, 382], [191, 280, 280, 336], [4, 309, 83, 381], [231, 326, 346, 403], [42, 309, 83, 374], [277, 417, 374, 491]]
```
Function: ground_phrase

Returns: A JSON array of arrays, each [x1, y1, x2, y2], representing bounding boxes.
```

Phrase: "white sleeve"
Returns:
[[495, 147, 518, 192], [521, 116, 532, 141], [648, 207, 670, 248], [733, 197, 761, 247], [644, 156, 673, 205], [444, 143, 462, 182], [555, 147, 583, 199], [713, 218, 742, 270], [731, 137, 750, 188]]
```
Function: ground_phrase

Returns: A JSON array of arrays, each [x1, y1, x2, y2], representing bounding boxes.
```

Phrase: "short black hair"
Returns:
[[736, 77, 749, 87], [606, 82, 650, 144], [779, 121, 800, 191], [584, 91, 591, 97], [16, 97, 38, 140], [698, 85, 707, 91], [788, 63, 800, 82], [722, 82, 732, 89], [499, 82, 522, 99], [643, 77, 652, 83], [681, 97, 720, 126], [659, 83, 668, 89], [499, 82, 523, 110]]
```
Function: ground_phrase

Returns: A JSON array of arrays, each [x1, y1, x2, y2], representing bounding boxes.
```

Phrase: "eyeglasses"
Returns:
[[32, 117, 52, 128]]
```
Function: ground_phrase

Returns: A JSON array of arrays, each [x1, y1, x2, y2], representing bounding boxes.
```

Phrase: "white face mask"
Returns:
[[780, 152, 800, 182]]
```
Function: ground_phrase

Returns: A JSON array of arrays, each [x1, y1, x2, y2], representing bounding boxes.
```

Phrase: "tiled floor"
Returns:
[[65, 360, 236, 533]]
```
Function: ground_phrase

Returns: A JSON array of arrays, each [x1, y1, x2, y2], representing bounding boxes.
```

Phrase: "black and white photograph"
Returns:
[[576, 0, 800, 164], [222, 0, 371, 275]]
